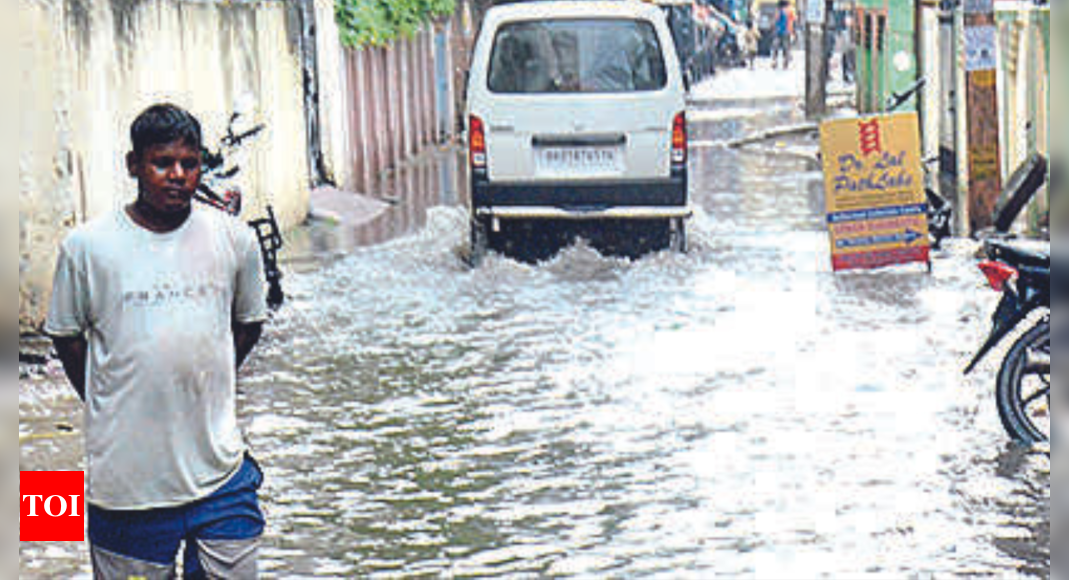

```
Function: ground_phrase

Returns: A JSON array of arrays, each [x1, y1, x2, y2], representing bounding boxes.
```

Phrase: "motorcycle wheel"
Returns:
[[995, 319, 1050, 444]]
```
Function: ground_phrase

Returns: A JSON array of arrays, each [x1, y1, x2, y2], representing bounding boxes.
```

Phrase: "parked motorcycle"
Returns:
[[195, 106, 285, 310], [961, 144, 1050, 444], [964, 239, 1050, 444]]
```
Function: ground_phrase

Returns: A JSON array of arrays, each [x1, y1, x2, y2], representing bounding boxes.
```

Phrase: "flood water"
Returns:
[[20, 68, 1050, 578]]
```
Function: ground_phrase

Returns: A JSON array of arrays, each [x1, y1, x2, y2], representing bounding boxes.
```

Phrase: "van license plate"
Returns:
[[537, 147, 622, 175]]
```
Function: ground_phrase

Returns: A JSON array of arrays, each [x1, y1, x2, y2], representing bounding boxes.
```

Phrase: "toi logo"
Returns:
[[20, 471, 85, 542]]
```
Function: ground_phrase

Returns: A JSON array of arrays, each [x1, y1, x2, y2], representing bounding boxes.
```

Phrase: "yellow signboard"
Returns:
[[820, 112, 931, 271]]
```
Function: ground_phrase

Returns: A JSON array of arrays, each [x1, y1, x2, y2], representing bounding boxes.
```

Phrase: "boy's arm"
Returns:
[[232, 224, 268, 372], [46, 240, 90, 402], [51, 335, 88, 402], [230, 222, 267, 371], [233, 320, 263, 371]]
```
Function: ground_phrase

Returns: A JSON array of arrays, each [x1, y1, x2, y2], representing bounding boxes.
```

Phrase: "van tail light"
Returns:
[[979, 260, 1018, 292], [671, 112, 687, 166], [469, 115, 487, 170]]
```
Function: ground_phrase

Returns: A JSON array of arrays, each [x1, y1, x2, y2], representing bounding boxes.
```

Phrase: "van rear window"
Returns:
[[488, 19, 668, 94]]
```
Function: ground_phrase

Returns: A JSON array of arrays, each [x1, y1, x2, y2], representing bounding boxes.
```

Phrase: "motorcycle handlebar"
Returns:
[[886, 78, 927, 112], [203, 120, 264, 172], [224, 124, 265, 148]]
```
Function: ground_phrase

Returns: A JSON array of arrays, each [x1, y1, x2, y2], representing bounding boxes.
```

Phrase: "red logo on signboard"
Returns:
[[858, 120, 883, 156], [20, 472, 85, 542]]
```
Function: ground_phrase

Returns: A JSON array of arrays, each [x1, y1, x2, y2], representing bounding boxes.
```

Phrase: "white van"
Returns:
[[466, 0, 692, 261]]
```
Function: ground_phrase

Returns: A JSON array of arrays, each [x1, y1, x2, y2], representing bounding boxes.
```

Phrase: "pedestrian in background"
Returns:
[[742, 22, 760, 69], [46, 103, 269, 579], [841, 13, 857, 83], [786, 1, 798, 46], [771, 0, 794, 69]]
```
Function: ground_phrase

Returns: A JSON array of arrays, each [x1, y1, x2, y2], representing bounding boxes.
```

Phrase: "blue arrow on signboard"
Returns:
[[837, 229, 925, 249]]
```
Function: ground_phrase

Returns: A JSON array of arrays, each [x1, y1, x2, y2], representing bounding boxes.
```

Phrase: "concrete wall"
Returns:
[[19, 0, 311, 331], [996, 4, 1048, 231], [313, 0, 354, 191], [917, 6, 942, 196], [21, 0, 82, 333]]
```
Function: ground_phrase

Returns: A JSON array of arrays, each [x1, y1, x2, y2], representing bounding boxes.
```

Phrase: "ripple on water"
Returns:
[[227, 198, 1049, 577]]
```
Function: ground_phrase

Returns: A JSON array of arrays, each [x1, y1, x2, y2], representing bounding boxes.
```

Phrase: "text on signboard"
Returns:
[[833, 151, 915, 193]]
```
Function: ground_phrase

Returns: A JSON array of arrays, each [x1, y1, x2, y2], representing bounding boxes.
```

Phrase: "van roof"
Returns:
[[484, 1, 665, 24]]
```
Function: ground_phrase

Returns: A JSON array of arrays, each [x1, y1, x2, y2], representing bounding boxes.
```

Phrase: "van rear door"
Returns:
[[476, 17, 682, 183]]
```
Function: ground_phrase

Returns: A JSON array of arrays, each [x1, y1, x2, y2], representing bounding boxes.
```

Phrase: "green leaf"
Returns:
[[335, 0, 456, 48]]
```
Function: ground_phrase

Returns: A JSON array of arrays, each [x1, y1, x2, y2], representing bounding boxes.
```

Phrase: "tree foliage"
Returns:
[[336, 0, 456, 48]]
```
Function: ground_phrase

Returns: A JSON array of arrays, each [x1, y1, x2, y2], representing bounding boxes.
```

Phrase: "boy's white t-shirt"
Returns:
[[45, 207, 268, 510]]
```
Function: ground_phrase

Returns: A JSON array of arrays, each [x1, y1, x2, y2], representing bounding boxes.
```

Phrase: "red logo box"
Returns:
[[20, 471, 85, 542]]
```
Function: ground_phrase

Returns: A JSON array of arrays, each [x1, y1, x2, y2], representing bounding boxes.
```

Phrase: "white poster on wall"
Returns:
[[964, 0, 994, 14], [807, 0, 826, 24], [965, 26, 997, 71]]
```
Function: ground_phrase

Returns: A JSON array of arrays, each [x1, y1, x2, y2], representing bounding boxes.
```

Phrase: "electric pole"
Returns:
[[805, 0, 832, 118]]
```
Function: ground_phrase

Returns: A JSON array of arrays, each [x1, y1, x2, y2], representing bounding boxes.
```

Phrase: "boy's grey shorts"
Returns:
[[92, 538, 259, 580]]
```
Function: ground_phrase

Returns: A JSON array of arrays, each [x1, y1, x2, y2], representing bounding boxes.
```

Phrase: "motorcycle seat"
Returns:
[[986, 240, 1049, 269]]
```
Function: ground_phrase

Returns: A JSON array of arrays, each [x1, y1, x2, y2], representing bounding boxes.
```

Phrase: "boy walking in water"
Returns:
[[46, 103, 268, 579]]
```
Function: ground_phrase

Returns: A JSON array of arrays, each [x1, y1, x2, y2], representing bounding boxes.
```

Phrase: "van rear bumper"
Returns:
[[475, 206, 693, 221], [471, 175, 688, 210]]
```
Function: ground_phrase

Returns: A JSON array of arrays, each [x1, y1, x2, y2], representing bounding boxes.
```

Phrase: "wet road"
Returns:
[[20, 69, 1050, 578]]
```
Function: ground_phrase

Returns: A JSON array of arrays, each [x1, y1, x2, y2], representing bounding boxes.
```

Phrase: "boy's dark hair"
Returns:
[[130, 103, 202, 159]]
